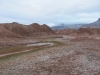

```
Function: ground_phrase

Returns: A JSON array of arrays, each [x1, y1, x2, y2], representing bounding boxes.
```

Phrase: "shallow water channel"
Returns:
[[26, 42, 53, 46]]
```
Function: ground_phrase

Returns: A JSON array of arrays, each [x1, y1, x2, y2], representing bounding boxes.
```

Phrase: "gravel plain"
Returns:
[[0, 36, 100, 75]]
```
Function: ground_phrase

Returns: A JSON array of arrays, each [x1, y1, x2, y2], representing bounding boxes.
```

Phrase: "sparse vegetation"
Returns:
[[0, 41, 64, 61]]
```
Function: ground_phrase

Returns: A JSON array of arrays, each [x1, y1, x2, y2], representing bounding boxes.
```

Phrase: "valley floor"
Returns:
[[0, 35, 100, 75]]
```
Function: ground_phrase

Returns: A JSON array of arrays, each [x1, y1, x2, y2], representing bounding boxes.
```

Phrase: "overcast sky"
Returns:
[[0, 0, 100, 26]]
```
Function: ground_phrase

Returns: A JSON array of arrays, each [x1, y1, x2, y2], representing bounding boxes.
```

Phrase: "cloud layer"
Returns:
[[0, 0, 100, 26]]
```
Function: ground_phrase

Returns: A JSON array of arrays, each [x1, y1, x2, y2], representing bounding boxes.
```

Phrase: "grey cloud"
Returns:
[[0, 0, 100, 26]]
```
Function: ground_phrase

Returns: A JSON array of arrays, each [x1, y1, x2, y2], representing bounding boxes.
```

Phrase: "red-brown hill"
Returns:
[[0, 22, 55, 38], [55, 27, 100, 36]]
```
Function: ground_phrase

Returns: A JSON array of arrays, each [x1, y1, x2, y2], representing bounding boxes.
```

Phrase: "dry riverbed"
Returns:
[[0, 36, 100, 75]]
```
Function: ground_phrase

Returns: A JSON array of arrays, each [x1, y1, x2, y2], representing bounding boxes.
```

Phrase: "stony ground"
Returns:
[[0, 36, 100, 75]]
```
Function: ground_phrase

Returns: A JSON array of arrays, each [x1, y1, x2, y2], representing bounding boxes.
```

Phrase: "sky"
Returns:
[[0, 0, 100, 27]]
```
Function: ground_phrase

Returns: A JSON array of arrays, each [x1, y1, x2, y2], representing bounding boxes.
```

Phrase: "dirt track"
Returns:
[[0, 36, 100, 75]]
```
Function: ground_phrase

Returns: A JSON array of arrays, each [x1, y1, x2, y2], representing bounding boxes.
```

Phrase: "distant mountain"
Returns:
[[51, 23, 68, 30], [51, 23, 85, 30], [81, 18, 100, 28], [0, 22, 55, 38], [51, 18, 100, 30]]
